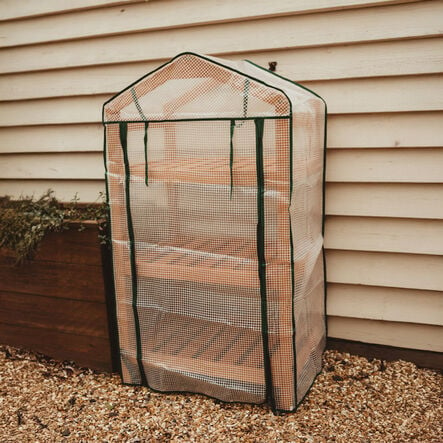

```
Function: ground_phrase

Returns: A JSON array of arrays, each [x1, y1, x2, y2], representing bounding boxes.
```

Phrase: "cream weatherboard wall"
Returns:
[[0, 0, 442, 353]]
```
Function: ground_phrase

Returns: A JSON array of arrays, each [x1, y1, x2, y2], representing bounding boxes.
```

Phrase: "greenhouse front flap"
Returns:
[[102, 52, 327, 413]]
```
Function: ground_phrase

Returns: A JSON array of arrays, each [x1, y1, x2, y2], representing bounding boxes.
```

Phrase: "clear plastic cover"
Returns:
[[104, 53, 326, 412]]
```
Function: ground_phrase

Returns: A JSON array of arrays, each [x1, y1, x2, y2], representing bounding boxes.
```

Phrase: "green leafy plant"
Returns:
[[0, 190, 109, 264]]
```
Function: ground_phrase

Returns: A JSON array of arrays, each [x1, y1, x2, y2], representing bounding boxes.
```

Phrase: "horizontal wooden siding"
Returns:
[[0, 0, 442, 354]]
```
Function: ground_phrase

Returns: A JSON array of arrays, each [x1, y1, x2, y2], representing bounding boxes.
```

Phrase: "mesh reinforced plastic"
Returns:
[[103, 53, 326, 412]]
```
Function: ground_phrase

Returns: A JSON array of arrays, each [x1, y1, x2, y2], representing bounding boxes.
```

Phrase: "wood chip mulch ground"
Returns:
[[0, 344, 441, 442]]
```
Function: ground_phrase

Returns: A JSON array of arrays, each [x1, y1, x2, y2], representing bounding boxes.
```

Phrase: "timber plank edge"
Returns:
[[0, 322, 112, 372]]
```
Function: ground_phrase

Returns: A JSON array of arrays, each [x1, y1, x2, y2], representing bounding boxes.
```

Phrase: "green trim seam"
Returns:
[[102, 126, 122, 374], [229, 119, 235, 199], [144, 122, 149, 186], [119, 122, 148, 386], [131, 87, 148, 121], [243, 79, 250, 118], [104, 116, 289, 124], [255, 118, 275, 410]]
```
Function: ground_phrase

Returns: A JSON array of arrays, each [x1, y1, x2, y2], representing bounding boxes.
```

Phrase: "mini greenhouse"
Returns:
[[103, 52, 327, 412]]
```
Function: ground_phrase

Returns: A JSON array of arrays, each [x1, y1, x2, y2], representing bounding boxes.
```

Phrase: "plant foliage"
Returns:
[[0, 190, 108, 264]]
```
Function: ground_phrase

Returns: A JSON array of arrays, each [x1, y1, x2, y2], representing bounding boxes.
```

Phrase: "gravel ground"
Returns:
[[0, 345, 441, 442]]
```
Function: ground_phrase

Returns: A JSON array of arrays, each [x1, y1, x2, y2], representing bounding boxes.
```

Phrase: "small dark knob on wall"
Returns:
[[268, 61, 277, 72]]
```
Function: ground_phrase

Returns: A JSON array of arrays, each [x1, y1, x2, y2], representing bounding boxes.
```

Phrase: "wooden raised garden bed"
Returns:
[[0, 222, 115, 372]]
